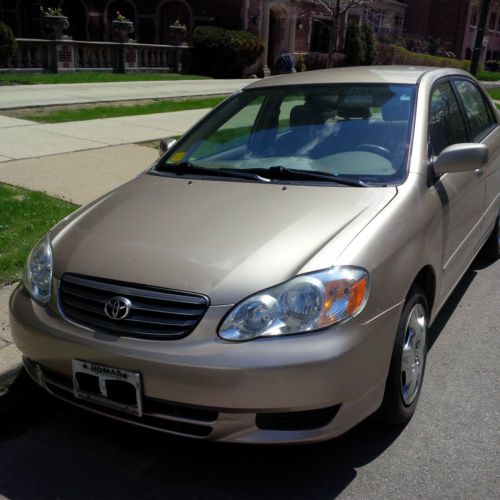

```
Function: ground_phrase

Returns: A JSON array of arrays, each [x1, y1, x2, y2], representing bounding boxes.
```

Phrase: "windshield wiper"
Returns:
[[159, 162, 270, 183], [246, 166, 368, 187]]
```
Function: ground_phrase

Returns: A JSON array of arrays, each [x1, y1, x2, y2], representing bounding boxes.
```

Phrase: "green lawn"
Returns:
[[0, 184, 78, 285], [477, 70, 500, 82], [18, 96, 225, 123], [0, 72, 209, 85], [486, 88, 500, 101]]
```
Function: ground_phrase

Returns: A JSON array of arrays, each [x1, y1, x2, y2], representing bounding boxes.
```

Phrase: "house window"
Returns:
[[310, 18, 331, 53], [471, 9, 478, 27], [364, 8, 385, 33], [489, 12, 496, 30], [394, 13, 403, 34]]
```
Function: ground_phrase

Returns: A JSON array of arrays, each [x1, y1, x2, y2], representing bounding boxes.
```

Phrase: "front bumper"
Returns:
[[10, 284, 403, 444]]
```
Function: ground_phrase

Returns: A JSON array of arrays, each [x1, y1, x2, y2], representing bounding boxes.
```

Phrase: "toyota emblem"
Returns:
[[104, 296, 132, 320]]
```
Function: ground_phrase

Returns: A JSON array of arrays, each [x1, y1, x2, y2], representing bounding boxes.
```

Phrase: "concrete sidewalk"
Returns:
[[0, 144, 158, 204], [0, 108, 210, 161], [0, 79, 249, 110]]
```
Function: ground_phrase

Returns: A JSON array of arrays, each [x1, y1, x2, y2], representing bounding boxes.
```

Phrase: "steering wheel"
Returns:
[[356, 144, 391, 158]]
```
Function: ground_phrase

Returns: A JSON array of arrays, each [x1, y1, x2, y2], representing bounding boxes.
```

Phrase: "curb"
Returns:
[[0, 344, 23, 387], [0, 283, 22, 387]]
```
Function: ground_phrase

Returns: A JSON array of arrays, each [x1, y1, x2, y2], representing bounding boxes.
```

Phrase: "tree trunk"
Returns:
[[327, 0, 341, 68]]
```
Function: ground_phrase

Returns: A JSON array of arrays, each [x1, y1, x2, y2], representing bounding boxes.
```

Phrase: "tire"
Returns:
[[481, 213, 499, 261], [376, 287, 428, 425]]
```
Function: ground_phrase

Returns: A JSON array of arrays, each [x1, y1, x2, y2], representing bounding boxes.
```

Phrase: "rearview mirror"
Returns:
[[159, 137, 177, 157], [432, 143, 488, 175]]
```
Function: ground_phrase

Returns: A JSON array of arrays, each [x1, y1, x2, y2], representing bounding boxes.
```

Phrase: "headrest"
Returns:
[[382, 98, 410, 122], [337, 106, 372, 120], [290, 104, 327, 127], [290, 105, 316, 127]]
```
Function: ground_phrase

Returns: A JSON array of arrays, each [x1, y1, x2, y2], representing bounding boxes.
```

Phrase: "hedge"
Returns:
[[376, 43, 472, 71], [193, 26, 264, 78], [0, 21, 17, 67]]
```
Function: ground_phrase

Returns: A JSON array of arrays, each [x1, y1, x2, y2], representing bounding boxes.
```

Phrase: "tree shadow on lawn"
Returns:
[[0, 254, 495, 500]]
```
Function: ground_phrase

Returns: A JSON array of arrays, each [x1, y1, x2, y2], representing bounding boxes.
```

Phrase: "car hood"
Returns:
[[52, 173, 397, 305]]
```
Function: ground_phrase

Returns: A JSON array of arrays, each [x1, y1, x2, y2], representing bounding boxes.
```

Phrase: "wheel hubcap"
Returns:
[[400, 303, 427, 406]]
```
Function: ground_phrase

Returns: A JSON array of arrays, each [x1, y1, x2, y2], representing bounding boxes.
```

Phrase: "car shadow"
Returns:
[[427, 254, 493, 351], [0, 254, 496, 500]]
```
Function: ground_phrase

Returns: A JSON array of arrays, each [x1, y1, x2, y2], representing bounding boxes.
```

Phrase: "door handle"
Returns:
[[475, 168, 484, 179]]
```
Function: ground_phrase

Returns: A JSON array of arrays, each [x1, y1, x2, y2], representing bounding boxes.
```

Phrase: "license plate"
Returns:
[[72, 360, 143, 417]]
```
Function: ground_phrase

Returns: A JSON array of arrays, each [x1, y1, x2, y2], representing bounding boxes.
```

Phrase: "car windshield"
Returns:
[[155, 83, 416, 186]]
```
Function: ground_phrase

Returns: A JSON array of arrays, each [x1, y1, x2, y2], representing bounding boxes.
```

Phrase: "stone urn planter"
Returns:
[[41, 15, 70, 40], [112, 20, 135, 43], [167, 24, 187, 46]]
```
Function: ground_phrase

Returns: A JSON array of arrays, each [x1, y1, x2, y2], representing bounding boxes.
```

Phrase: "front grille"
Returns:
[[33, 362, 217, 438], [59, 274, 209, 340]]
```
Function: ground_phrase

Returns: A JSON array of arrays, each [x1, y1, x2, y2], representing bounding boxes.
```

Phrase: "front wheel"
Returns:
[[376, 287, 428, 425]]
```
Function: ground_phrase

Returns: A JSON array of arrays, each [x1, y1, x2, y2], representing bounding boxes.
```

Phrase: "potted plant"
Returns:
[[40, 5, 70, 40], [112, 11, 135, 43], [168, 19, 187, 46]]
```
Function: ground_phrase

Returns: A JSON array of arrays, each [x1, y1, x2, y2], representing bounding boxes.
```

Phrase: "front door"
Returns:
[[429, 80, 485, 300]]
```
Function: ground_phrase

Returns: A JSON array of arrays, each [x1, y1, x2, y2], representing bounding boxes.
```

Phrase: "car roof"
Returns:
[[246, 65, 472, 88]]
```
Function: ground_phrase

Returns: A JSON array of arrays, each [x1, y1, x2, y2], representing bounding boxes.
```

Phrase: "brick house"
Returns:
[[404, 0, 500, 62], [2, 0, 406, 73]]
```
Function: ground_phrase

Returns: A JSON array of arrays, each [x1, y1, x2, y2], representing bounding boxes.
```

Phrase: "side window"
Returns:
[[454, 79, 494, 140], [429, 82, 469, 155]]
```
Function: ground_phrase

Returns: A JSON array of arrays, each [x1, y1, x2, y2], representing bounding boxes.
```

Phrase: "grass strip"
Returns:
[[486, 88, 500, 101], [18, 97, 225, 123], [478, 70, 500, 82], [0, 72, 209, 85], [0, 184, 78, 285]]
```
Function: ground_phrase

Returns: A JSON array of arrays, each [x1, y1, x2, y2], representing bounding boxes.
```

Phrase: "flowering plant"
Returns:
[[114, 11, 130, 22], [40, 6, 63, 16], [172, 19, 186, 28]]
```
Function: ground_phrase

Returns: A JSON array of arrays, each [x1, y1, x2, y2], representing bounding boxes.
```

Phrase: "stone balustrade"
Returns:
[[2, 39, 191, 74]]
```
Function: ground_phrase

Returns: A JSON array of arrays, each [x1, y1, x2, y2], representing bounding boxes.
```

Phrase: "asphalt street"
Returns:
[[0, 254, 498, 500]]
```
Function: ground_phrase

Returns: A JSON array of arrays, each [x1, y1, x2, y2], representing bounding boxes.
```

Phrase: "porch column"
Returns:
[[288, 13, 296, 54], [259, 0, 271, 77]]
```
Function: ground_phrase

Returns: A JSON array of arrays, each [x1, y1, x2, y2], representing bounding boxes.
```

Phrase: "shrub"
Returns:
[[361, 23, 377, 65], [0, 21, 17, 67], [344, 22, 365, 66], [193, 26, 264, 78], [376, 43, 472, 71], [485, 60, 500, 72]]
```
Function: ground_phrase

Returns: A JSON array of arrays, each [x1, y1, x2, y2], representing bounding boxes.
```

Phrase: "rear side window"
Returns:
[[453, 79, 494, 140], [429, 82, 468, 155]]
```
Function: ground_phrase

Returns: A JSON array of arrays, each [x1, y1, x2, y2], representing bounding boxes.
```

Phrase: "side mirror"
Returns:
[[159, 137, 177, 157], [432, 143, 488, 175]]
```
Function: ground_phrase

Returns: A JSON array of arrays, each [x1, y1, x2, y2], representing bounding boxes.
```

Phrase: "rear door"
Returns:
[[429, 80, 485, 299], [452, 78, 500, 238]]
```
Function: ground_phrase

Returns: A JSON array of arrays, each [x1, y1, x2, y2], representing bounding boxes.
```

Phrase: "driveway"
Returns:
[[0, 255, 498, 499]]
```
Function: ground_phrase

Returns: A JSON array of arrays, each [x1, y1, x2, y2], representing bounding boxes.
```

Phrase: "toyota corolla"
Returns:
[[10, 66, 500, 443]]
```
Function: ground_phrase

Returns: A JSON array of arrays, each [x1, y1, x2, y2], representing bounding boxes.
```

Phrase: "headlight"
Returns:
[[219, 267, 369, 342], [23, 234, 53, 304]]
